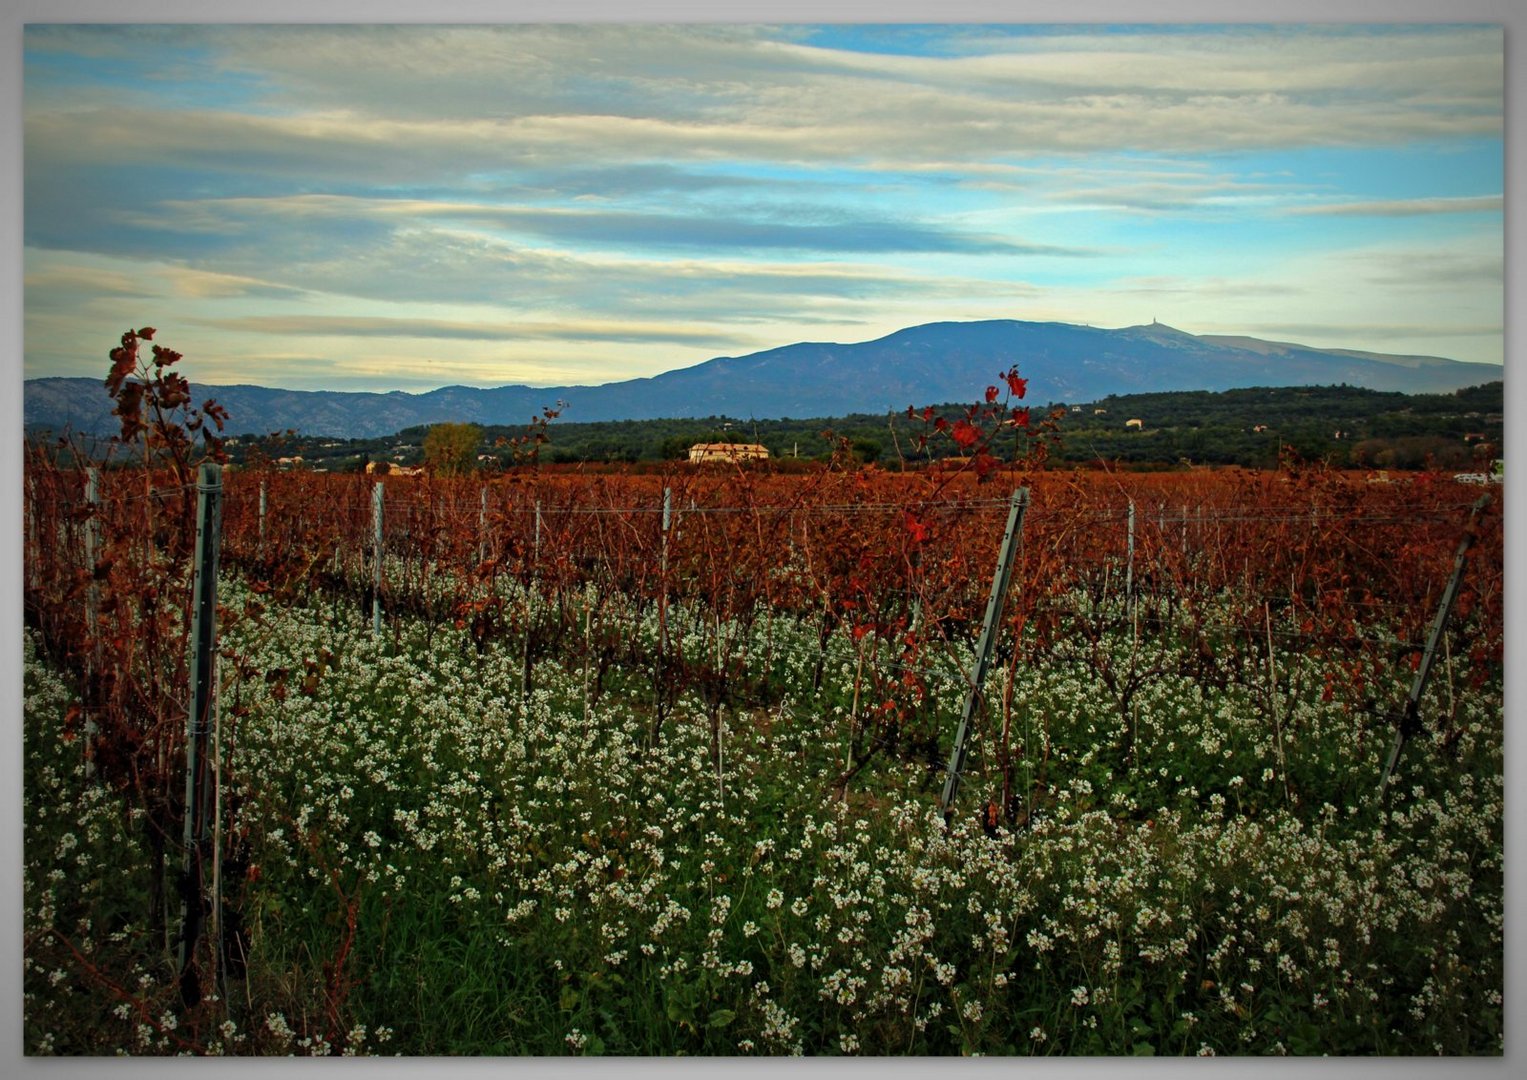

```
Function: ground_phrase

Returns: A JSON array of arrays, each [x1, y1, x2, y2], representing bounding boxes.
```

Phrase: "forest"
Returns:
[[192, 381, 1504, 474]]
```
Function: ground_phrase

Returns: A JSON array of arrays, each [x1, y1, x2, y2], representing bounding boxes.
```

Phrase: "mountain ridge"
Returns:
[[24, 318, 1499, 440]]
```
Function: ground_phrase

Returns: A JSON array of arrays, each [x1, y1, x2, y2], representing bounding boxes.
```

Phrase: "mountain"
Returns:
[[24, 319, 1501, 440]]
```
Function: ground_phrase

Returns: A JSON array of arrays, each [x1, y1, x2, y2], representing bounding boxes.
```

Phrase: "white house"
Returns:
[[688, 442, 770, 464]]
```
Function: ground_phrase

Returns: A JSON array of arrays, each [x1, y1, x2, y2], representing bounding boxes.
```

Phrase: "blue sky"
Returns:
[[22, 22, 1504, 393]]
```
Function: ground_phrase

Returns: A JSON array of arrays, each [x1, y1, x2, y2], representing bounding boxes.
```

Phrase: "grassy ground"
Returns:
[[22, 579, 1504, 1055]]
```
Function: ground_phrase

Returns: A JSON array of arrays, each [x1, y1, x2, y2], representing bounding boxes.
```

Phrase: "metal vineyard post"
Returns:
[[1377, 493, 1491, 793], [940, 486, 1030, 822]]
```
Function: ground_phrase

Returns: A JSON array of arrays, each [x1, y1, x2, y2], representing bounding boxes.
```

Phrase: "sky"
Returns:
[[21, 21, 1505, 393]]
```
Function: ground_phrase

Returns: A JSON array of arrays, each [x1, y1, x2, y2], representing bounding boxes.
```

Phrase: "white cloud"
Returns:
[[1283, 195, 1503, 217], [188, 314, 757, 347], [24, 264, 143, 300]]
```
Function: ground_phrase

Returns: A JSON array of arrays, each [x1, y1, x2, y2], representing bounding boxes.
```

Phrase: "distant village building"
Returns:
[[688, 442, 770, 464], [1252, 424, 1269, 434], [365, 461, 426, 477], [276, 456, 303, 469], [1093, 408, 1108, 416], [1125, 418, 1143, 430]]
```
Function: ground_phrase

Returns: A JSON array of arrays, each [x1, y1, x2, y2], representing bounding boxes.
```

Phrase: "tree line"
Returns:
[[140, 380, 1502, 474]]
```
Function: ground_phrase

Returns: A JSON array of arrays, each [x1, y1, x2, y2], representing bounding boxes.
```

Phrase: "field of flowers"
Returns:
[[23, 568, 1504, 1055]]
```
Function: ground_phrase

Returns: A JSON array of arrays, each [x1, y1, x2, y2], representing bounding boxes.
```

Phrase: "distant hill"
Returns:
[[24, 319, 1501, 440]]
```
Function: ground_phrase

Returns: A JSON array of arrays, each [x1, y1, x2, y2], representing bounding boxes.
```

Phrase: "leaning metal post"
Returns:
[[940, 487, 1030, 822], [1377, 493, 1490, 795]]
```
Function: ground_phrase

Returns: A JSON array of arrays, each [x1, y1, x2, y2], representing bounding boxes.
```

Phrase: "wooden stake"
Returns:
[[371, 482, 384, 636], [1125, 498, 1135, 618], [582, 601, 592, 726], [178, 463, 223, 1006], [84, 467, 101, 776], [1264, 603, 1291, 805]]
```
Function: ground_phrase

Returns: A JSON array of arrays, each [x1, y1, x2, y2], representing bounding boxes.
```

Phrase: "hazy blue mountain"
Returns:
[[24, 319, 1500, 440]]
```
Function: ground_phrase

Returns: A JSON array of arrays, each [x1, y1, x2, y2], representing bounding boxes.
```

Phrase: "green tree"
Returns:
[[850, 437, 882, 464], [660, 434, 694, 461], [423, 422, 483, 475]]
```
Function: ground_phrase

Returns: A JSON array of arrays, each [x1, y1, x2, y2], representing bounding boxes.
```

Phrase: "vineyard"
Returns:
[[21, 336, 1504, 1056]]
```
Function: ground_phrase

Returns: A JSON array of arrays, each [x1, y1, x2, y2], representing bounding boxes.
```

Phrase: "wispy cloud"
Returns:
[[1333, 244, 1504, 291], [24, 258, 306, 304], [1244, 322, 1503, 344], [190, 314, 755, 347], [1283, 195, 1503, 217], [1113, 275, 1305, 300], [157, 267, 310, 300], [24, 264, 144, 299], [150, 193, 1084, 256]]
